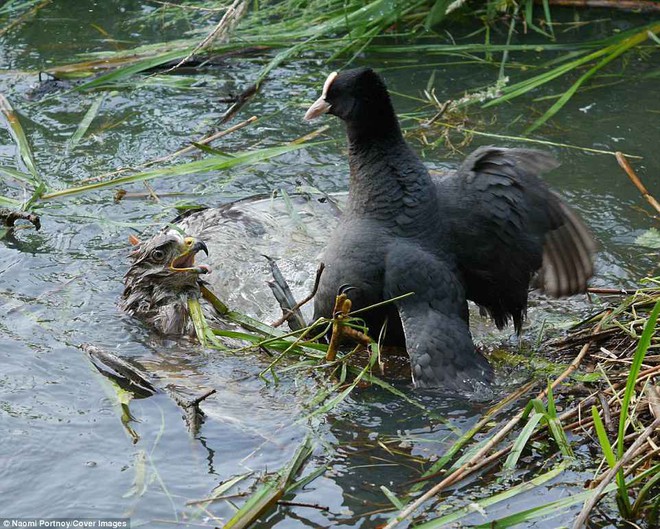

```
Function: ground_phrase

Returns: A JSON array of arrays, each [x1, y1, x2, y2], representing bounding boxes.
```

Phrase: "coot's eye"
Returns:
[[150, 249, 166, 262]]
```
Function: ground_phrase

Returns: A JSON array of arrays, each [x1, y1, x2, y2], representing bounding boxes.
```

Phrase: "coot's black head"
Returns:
[[304, 68, 399, 136]]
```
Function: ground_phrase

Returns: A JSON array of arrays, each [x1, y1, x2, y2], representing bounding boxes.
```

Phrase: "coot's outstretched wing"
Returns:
[[439, 147, 596, 331], [384, 242, 494, 391]]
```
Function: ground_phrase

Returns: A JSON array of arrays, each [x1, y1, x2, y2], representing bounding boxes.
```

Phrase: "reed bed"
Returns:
[[167, 256, 659, 528]]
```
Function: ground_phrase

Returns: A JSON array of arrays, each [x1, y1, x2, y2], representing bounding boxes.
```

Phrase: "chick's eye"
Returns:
[[150, 249, 166, 262]]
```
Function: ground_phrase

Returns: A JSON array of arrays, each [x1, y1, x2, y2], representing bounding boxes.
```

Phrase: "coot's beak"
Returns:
[[304, 96, 331, 121], [304, 71, 337, 121]]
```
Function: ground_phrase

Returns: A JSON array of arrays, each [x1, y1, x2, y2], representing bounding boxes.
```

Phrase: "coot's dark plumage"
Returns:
[[305, 68, 596, 391]]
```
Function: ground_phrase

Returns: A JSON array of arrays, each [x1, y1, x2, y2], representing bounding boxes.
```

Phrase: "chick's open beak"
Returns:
[[192, 240, 209, 256], [170, 237, 210, 274]]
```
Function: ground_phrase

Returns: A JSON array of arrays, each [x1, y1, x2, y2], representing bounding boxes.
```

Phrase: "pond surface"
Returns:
[[1, 2, 658, 528]]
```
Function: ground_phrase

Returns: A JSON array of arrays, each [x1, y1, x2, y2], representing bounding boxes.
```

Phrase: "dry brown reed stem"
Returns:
[[82, 115, 258, 183], [561, 364, 660, 433], [549, 328, 618, 350], [142, 180, 160, 202], [636, 364, 660, 383], [588, 441, 657, 489], [407, 380, 536, 486], [148, 115, 257, 166], [290, 125, 331, 145], [384, 321, 606, 529], [486, 389, 655, 488], [616, 151, 660, 214], [0, 0, 52, 38], [647, 384, 660, 418], [588, 287, 634, 295], [573, 414, 660, 529], [220, 83, 258, 124], [624, 446, 660, 478], [164, 0, 248, 73]]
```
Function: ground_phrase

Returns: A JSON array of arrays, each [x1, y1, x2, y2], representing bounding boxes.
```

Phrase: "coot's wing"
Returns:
[[384, 243, 493, 390], [438, 147, 595, 331]]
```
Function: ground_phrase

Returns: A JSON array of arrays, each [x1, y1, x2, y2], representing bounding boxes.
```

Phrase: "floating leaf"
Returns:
[[635, 228, 660, 249]]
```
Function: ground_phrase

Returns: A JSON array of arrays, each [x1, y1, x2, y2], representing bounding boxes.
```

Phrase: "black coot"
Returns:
[[305, 67, 595, 391]]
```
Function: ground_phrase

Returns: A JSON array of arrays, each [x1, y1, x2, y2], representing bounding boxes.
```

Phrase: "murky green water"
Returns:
[[1, 3, 658, 528]]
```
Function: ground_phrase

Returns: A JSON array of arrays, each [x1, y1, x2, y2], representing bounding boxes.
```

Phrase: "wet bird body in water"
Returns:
[[121, 194, 343, 336], [305, 67, 595, 392], [121, 232, 210, 335]]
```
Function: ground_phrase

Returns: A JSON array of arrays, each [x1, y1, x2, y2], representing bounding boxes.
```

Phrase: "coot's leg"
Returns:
[[384, 244, 493, 391]]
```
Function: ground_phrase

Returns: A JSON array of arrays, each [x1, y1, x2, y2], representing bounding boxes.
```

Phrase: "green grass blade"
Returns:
[[525, 24, 660, 133], [286, 464, 327, 494], [75, 48, 193, 91], [591, 406, 616, 468], [484, 21, 660, 112], [0, 194, 22, 207], [0, 94, 42, 185], [0, 0, 38, 15], [40, 142, 312, 200], [358, 370, 455, 431], [415, 461, 572, 528], [503, 411, 544, 471], [299, 346, 380, 422], [617, 298, 660, 457], [522, 0, 553, 40], [483, 47, 610, 108], [614, 298, 660, 515], [223, 436, 314, 529], [188, 299, 207, 347], [381, 485, 405, 510], [469, 482, 618, 528], [187, 297, 226, 349], [632, 467, 660, 516], [540, 0, 555, 40], [301, 374, 360, 420], [408, 384, 537, 494], [424, 0, 452, 30], [187, 472, 253, 521], [0, 165, 34, 185], [545, 385, 573, 458], [592, 404, 629, 511], [67, 94, 106, 150]]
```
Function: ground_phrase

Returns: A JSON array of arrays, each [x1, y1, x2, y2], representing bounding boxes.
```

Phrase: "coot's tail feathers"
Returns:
[[538, 196, 597, 297]]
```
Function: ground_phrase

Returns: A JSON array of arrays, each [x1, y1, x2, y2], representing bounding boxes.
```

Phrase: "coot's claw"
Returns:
[[337, 283, 356, 296]]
